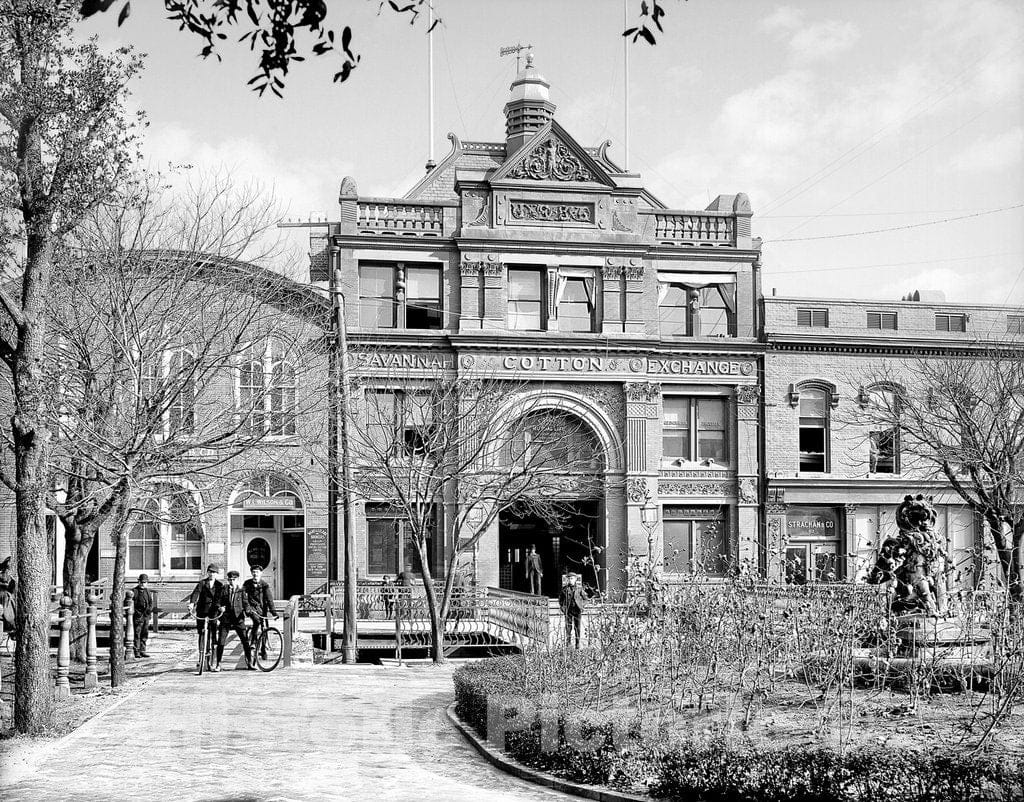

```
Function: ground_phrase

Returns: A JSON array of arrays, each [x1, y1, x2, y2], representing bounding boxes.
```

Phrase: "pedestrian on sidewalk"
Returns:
[[132, 574, 154, 657], [188, 564, 224, 672], [380, 575, 395, 620], [243, 565, 277, 660], [559, 572, 589, 649], [219, 570, 254, 670], [0, 555, 15, 639]]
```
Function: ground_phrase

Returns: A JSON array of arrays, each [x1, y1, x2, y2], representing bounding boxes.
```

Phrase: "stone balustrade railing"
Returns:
[[355, 199, 447, 236], [641, 209, 737, 246]]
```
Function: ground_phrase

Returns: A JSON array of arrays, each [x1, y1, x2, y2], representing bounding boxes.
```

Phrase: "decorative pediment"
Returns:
[[492, 121, 615, 187]]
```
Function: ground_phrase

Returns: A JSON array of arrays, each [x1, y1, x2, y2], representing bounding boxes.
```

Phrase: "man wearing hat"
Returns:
[[188, 564, 225, 671], [132, 574, 155, 658], [0, 556, 15, 639], [559, 572, 590, 649], [218, 570, 254, 670]]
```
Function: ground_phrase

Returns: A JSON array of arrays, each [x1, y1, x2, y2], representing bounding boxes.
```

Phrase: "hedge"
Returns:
[[452, 661, 1024, 802]]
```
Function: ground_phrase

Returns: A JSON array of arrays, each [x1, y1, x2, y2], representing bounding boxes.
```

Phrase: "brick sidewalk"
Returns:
[[1, 650, 569, 802]]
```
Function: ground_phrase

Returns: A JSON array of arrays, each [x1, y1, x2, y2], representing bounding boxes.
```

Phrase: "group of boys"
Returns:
[[185, 563, 278, 672]]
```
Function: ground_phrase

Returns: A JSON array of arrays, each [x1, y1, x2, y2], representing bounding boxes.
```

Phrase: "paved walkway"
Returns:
[[2, 647, 569, 802]]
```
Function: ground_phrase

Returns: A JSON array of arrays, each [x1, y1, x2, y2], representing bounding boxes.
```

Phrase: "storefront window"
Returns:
[[784, 506, 841, 583], [663, 506, 728, 575]]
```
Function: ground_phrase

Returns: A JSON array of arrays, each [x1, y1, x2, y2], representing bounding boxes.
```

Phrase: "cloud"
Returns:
[[948, 128, 1024, 173], [788, 21, 861, 63], [761, 6, 805, 34]]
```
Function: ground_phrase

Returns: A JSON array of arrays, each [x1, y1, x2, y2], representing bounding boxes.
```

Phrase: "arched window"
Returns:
[[237, 341, 297, 437], [504, 410, 604, 473], [798, 387, 830, 472]]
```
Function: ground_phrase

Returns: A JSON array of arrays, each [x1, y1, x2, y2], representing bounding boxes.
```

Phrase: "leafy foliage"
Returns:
[[80, 0, 436, 96]]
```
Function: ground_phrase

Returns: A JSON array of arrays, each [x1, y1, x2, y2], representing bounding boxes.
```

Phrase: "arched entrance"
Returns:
[[230, 473, 305, 599], [497, 408, 607, 597]]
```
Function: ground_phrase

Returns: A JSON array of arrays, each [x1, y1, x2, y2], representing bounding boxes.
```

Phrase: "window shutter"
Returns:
[[867, 312, 881, 329], [812, 309, 828, 327], [797, 309, 811, 326]]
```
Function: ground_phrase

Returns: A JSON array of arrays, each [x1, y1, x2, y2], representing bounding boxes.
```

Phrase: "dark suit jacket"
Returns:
[[242, 578, 277, 617], [189, 579, 224, 618], [133, 586, 154, 617], [525, 553, 543, 576], [559, 585, 589, 615], [221, 585, 252, 626]]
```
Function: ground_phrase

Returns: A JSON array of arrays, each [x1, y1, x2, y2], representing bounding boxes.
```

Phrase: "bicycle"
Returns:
[[247, 612, 283, 672], [189, 609, 223, 675]]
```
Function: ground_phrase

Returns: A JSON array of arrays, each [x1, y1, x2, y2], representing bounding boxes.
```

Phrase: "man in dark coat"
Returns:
[[0, 556, 15, 638], [132, 574, 155, 657], [559, 572, 589, 649], [188, 564, 225, 671], [218, 570, 254, 670], [242, 565, 277, 660], [525, 545, 543, 595]]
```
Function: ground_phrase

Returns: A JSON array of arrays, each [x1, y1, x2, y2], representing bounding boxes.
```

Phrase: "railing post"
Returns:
[[150, 589, 160, 634], [123, 590, 134, 663], [282, 601, 293, 668], [325, 596, 333, 652], [55, 595, 72, 700], [84, 589, 98, 689], [395, 587, 404, 664]]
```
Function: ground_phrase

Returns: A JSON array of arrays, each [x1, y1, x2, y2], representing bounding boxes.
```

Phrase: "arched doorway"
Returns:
[[230, 474, 305, 599], [497, 409, 607, 597]]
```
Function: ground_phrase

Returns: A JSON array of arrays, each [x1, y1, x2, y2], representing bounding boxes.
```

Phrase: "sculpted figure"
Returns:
[[866, 494, 948, 616]]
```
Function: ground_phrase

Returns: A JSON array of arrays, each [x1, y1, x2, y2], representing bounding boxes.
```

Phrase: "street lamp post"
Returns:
[[329, 255, 358, 663], [639, 497, 659, 608]]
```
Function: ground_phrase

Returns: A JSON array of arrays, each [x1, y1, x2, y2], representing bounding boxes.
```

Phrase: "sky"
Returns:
[[83, 0, 1024, 305]]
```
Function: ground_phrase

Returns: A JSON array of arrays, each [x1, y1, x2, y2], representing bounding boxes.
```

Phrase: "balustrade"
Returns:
[[644, 210, 736, 245], [356, 201, 445, 236]]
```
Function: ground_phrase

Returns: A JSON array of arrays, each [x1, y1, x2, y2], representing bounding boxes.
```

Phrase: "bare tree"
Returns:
[[0, 1, 142, 733], [337, 365, 604, 663], [850, 345, 1024, 601], [14, 171, 326, 684]]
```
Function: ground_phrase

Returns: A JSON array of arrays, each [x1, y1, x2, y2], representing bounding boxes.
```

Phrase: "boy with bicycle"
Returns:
[[243, 565, 277, 660], [188, 564, 225, 672]]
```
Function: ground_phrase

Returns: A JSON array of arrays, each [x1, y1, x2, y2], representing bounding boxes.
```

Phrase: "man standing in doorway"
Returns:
[[559, 572, 588, 649], [525, 544, 543, 595]]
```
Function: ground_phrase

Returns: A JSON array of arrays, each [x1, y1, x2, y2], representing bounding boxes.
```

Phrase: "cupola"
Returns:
[[503, 54, 557, 154]]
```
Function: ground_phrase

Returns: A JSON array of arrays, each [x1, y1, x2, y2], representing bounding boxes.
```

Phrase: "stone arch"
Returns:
[[486, 388, 625, 474], [227, 467, 312, 510]]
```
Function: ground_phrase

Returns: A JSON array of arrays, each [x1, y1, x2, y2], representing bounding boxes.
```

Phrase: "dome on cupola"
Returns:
[[504, 53, 557, 154]]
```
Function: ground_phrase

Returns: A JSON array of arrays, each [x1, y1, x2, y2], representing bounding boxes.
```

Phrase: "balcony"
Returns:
[[641, 210, 736, 246], [355, 200, 449, 237]]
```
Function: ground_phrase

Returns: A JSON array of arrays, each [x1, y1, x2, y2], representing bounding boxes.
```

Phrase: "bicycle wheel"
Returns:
[[197, 627, 208, 676], [256, 627, 283, 672]]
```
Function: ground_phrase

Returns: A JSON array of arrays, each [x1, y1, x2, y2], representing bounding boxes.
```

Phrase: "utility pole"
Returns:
[[330, 254, 358, 663]]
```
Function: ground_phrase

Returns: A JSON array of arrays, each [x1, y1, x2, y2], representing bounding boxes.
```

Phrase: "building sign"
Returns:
[[242, 496, 297, 510], [306, 527, 328, 580], [353, 352, 450, 371], [508, 201, 594, 224], [786, 507, 840, 538], [492, 355, 755, 376]]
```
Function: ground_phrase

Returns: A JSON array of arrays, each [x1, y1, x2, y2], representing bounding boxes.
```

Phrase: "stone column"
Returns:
[[606, 258, 646, 334], [765, 502, 788, 582], [843, 503, 859, 582], [459, 259, 483, 331], [481, 258, 506, 331], [734, 385, 761, 570], [601, 263, 623, 334], [623, 381, 660, 558]]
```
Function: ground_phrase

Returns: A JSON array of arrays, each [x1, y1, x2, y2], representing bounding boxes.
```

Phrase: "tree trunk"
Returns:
[[12, 231, 56, 733], [62, 520, 97, 663], [986, 513, 1023, 603], [415, 542, 445, 664], [108, 504, 132, 687]]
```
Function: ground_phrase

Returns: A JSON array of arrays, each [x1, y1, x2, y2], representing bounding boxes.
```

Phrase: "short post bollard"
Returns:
[[55, 595, 72, 700], [325, 601, 333, 652], [123, 590, 134, 663], [84, 589, 98, 689], [282, 605, 293, 668]]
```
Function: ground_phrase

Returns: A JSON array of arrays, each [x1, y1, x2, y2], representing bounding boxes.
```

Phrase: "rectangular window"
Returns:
[[870, 429, 899, 474], [1007, 315, 1024, 334], [406, 266, 442, 329], [508, 268, 544, 330], [935, 313, 966, 332], [168, 519, 202, 571], [129, 519, 160, 572], [867, 311, 898, 330], [365, 390, 434, 457], [658, 283, 691, 336], [663, 507, 728, 575], [700, 285, 734, 336], [358, 263, 442, 330], [557, 276, 595, 333], [662, 397, 729, 467], [658, 280, 735, 337], [797, 308, 829, 327], [785, 542, 839, 584]]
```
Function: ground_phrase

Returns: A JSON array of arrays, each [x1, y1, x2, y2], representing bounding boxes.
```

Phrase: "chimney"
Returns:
[[504, 54, 556, 155]]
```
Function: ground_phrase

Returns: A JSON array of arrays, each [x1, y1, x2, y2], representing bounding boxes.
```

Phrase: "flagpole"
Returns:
[[623, 0, 630, 171], [427, 3, 435, 170]]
